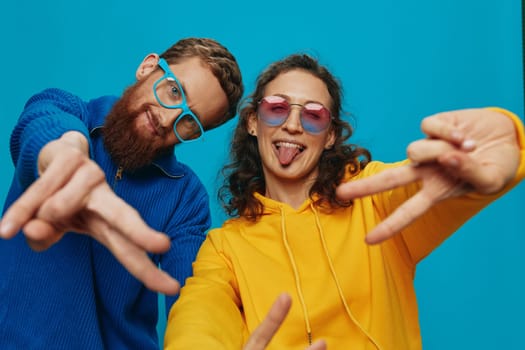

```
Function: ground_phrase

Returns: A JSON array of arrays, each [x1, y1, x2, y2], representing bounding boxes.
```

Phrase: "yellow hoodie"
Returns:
[[165, 109, 525, 350]]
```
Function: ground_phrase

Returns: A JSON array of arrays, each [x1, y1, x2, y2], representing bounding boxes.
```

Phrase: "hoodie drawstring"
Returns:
[[280, 206, 313, 346], [310, 204, 382, 350]]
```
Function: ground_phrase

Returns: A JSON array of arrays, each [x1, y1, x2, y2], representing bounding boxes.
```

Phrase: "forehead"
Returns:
[[264, 69, 331, 106], [167, 57, 228, 126]]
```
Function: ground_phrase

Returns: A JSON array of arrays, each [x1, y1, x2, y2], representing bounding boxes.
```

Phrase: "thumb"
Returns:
[[243, 293, 292, 350]]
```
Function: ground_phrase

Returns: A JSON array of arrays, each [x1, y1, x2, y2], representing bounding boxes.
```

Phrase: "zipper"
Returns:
[[112, 166, 123, 189]]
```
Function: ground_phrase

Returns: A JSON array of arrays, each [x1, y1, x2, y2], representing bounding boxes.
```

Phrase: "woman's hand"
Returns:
[[336, 108, 521, 244]]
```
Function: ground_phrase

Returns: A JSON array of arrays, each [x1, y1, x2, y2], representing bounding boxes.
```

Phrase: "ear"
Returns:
[[324, 129, 336, 150], [247, 111, 258, 136], [136, 53, 160, 80]]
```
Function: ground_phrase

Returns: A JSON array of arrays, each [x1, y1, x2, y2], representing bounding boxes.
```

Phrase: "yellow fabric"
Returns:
[[165, 110, 525, 350]]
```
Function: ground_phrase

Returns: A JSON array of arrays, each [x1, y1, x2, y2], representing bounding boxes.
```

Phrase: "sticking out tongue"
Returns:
[[277, 146, 301, 166]]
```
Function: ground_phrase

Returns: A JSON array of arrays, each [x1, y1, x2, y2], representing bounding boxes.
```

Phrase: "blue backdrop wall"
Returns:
[[0, 0, 523, 348]]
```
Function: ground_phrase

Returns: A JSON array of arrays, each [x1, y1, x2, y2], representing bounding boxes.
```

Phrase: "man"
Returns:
[[0, 37, 243, 349]]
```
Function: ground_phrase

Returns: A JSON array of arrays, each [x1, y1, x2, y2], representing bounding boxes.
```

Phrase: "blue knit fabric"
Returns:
[[0, 89, 211, 349]]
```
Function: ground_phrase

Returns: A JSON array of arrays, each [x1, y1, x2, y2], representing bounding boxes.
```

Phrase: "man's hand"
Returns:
[[0, 132, 180, 295], [336, 108, 521, 244], [243, 293, 326, 350]]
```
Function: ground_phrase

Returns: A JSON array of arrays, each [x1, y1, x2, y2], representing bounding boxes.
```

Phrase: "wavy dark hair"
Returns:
[[219, 54, 371, 220], [160, 38, 243, 126]]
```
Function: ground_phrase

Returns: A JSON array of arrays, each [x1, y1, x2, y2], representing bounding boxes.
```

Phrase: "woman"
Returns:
[[164, 54, 524, 349]]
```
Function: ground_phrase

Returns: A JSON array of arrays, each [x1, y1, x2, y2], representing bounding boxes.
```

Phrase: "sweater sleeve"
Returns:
[[164, 230, 247, 349], [10, 88, 91, 189], [160, 173, 211, 311]]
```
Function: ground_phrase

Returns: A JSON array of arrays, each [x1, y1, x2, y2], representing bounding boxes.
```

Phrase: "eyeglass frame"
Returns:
[[256, 95, 334, 134], [153, 58, 205, 143]]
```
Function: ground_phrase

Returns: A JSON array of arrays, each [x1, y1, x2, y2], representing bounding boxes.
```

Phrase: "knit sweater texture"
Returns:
[[165, 109, 525, 349], [0, 88, 211, 349]]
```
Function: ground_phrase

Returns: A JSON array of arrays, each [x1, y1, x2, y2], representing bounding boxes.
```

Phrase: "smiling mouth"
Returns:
[[146, 110, 162, 136], [274, 141, 305, 166]]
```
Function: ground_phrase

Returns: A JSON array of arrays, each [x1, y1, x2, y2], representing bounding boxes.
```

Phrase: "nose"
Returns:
[[159, 108, 183, 129], [281, 106, 303, 134]]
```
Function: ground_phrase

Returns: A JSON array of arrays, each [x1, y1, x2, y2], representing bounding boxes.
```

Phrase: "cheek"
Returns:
[[165, 131, 178, 146], [132, 86, 155, 107], [256, 125, 273, 142], [256, 133, 274, 159]]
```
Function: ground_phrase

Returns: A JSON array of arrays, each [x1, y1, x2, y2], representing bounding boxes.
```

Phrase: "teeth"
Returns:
[[275, 141, 304, 151]]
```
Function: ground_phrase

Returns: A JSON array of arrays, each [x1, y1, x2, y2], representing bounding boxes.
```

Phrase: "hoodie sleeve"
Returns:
[[10, 88, 91, 189], [164, 228, 248, 349]]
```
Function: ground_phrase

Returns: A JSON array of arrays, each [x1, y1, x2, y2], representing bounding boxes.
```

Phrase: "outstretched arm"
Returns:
[[0, 131, 180, 295], [336, 108, 524, 244]]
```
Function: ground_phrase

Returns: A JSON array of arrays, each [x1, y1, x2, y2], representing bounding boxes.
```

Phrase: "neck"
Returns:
[[263, 175, 316, 210]]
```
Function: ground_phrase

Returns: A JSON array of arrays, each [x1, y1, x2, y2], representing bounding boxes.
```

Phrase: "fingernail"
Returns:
[[461, 139, 476, 151]]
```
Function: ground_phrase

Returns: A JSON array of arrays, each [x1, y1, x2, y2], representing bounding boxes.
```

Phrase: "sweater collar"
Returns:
[[151, 153, 186, 178], [91, 123, 186, 178]]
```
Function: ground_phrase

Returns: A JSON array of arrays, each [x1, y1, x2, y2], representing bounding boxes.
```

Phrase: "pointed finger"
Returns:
[[23, 218, 65, 251], [87, 184, 171, 254], [244, 293, 292, 350], [365, 190, 434, 244], [407, 139, 459, 164], [336, 164, 419, 200], [420, 112, 476, 150], [87, 214, 180, 295], [36, 161, 105, 222], [0, 154, 84, 238]]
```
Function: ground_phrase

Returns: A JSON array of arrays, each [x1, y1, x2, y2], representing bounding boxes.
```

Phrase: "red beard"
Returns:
[[102, 84, 172, 172]]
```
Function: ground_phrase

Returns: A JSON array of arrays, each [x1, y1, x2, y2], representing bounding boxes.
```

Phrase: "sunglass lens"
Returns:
[[301, 103, 331, 133], [259, 96, 290, 126]]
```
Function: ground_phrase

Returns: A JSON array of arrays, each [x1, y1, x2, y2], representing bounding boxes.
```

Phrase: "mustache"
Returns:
[[139, 104, 170, 138], [148, 109, 169, 138]]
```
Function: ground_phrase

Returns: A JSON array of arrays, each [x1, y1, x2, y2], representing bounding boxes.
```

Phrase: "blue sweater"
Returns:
[[0, 89, 211, 349]]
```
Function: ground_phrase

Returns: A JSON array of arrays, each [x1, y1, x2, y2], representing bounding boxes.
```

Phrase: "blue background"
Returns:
[[1, 0, 523, 348]]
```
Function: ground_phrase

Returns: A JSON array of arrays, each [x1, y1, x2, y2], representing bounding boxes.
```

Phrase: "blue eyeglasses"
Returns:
[[153, 58, 205, 142]]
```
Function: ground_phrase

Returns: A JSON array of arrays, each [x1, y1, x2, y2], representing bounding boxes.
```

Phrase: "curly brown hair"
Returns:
[[219, 54, 371, 220], [160, 38, 243, 126]]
